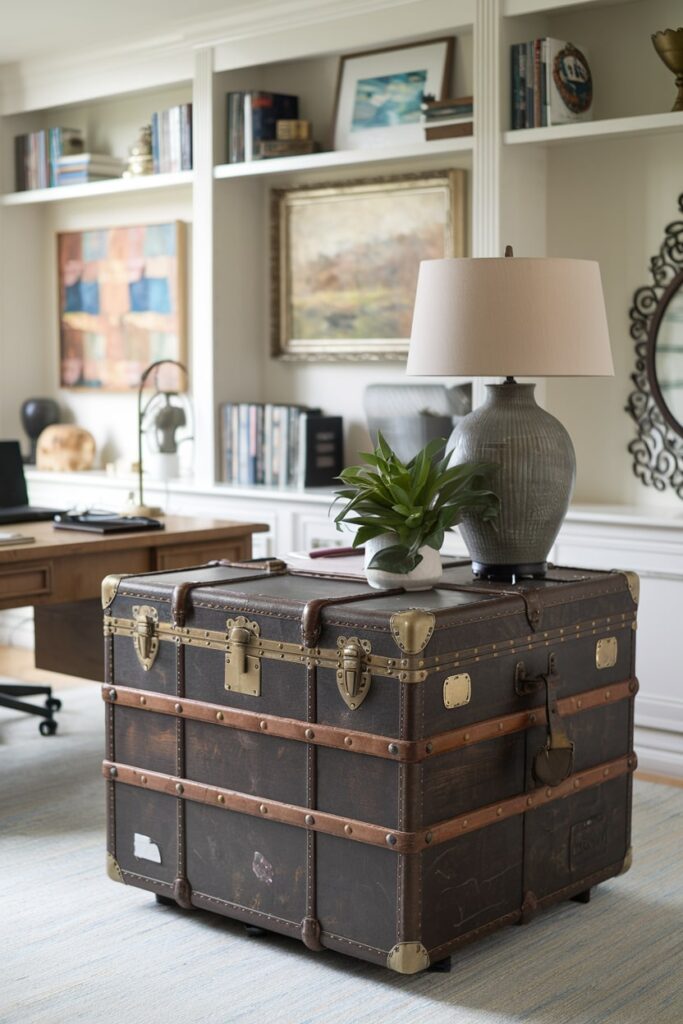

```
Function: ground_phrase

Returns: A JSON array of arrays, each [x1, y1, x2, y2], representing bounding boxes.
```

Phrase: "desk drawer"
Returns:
[[156, 540, 250, 571], [0, 562, 52, 606]]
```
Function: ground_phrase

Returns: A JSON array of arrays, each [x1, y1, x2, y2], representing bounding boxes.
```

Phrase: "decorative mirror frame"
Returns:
[[626, 193, 683, 498]]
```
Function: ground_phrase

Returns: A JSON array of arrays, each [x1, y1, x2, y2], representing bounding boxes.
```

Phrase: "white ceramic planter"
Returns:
[[363, 533, 443, 591]]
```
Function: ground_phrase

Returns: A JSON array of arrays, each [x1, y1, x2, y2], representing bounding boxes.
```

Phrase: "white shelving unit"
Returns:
[[0, 170, 193, 206], [0, 0, 682, 772], [214, 136, 474, 180]]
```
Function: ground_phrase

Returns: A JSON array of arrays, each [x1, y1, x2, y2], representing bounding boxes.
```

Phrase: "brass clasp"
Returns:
[[225, 617, 261, 696], [336, 637, 371, 710], [132, 606, 159, 671]]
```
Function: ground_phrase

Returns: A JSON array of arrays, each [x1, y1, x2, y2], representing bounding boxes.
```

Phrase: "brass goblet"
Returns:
[[652, 28, 683, 112]]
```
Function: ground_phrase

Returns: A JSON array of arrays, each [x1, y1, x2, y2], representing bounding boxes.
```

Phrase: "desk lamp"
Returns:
[[128, 359, 190, 517], [407, 249, 613, 579]]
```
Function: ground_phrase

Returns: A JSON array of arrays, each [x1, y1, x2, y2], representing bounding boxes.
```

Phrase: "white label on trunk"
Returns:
[[133, 833, 162, 864]]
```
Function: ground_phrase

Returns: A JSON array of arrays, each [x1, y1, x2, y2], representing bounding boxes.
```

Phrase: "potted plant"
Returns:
[[334, 433, 499, 590]]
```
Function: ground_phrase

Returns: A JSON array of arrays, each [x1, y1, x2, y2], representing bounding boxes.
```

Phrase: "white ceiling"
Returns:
[[0, 0, 262, 63]]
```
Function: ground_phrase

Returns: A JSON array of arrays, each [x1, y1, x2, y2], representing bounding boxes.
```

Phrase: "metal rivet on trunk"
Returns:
[[604, 768, 610, 777], [108, 689, 117, 701], [109, 766, 118, 778], [576, 699, 583, 708], [305, 814, 315, 826], [259, 721, 268, 731], [344, 825, 353, 835], [176, 783, 184, 794], [605, 691, 611, 700], [344, 737, 353, 747], [385, 834, 397, 847], [425, 742, 433, 754], [141, 775, 147, 784], [464, 732, 471, 741], [260, 804, 268, 815], [526, 797, 533, 807], [175, 703, 183, 713], [216, 711, 224, 721], [529, 713, 537, 723], [305, 728, 315, 740], [425, 832, 433, 844], [546, 788, 552, 797], [140, 696, 147, 706], [496, 807, 503, 817], [388, 743, 399, 755], [462, 819, 469, 829], [217, 794, 225, 804], [574, 780, 580, 789]]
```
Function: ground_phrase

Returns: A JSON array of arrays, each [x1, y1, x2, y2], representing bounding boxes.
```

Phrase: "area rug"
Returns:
[[1, 685, 681, 1024]]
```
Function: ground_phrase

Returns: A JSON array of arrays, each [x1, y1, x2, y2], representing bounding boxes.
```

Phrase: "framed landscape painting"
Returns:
[[333, 38, 454, 150], [57, 221, 186, 390], [271, 170, 466, 360]]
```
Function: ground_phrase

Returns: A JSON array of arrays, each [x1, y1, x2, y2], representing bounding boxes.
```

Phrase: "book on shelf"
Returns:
[[14, 127, 83, 191], [220, 402, 343, 489], [510, 39, 592, 129], [226, 91, 299, 163], [254, 139, 316, 159], [421, 96, 473, 120], [55, 152, 124, 185], [150, 103, 193, 173], [276, 119, 311, 141], [425, 120, 473, 141]]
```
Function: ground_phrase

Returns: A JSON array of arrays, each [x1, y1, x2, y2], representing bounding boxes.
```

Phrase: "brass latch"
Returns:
[[132, 605, 159, 671], [336, 637, 372, 710], [225, 617, 261, 696]]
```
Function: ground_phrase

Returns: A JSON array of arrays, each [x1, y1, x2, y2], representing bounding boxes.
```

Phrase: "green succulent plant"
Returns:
[[334, 433, 499, 574]]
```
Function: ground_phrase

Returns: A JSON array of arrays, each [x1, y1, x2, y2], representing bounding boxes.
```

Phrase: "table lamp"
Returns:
[[407, 250, 613, 580]]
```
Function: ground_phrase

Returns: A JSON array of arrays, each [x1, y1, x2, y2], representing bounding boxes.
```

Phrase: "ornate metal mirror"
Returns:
[[626, 194, 683, 497]]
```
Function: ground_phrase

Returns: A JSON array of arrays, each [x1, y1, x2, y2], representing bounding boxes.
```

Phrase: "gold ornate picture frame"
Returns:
[[271, 170, 466, 361]]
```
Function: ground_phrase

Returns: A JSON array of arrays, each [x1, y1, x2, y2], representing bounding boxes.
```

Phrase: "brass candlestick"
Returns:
[[652, 28, 683, 112]]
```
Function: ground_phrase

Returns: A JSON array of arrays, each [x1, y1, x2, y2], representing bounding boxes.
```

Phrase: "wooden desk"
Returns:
[[0, 516, 267, 680]]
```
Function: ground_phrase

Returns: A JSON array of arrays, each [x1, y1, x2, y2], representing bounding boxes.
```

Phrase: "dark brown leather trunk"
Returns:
[[102, 560, 638, 973]]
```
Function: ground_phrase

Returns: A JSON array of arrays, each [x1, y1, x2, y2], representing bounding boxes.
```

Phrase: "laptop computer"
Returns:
[[0, 440, 67, 524]]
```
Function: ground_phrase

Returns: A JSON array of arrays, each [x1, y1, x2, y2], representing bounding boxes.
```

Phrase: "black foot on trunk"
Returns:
[[244, 924, 268, 937], [571, 888, 592, 904], [428, 956, 452, 973]]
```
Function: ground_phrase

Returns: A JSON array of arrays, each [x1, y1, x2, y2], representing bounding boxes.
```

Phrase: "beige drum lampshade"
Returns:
[[407, 257, 613, 377]]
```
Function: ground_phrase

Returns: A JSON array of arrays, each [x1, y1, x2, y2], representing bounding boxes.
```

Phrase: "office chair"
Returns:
[[0, 683, 61, 735]]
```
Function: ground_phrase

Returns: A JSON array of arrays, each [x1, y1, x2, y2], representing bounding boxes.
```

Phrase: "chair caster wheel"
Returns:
[[39, 719, 57, 736], [155, 894, 176, 907], [45, 697, 62, 712], [244, 924, 267, 937]]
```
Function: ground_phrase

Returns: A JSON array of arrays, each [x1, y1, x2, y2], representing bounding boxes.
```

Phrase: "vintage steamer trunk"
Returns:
[[102, 559, 638, 973]]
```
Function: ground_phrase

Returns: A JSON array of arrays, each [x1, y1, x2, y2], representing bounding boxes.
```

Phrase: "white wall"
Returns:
[[545, 130, 683, 507]]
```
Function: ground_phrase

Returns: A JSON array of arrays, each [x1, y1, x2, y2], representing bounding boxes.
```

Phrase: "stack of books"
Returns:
[[150, 103, 193, 173], [55, 153, 124, 186], [421, 96, 473, 140], [510, 39, 593, 129], [220, 402, 343, 489], [14, 127, 83, 190], [227, 91, 302, 162]]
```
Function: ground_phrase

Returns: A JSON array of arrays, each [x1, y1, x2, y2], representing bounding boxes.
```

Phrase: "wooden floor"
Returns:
[[1, 644, 681, 789]]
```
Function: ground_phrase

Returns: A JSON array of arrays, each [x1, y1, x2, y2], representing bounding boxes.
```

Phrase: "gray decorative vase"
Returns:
[[450, 382, 575, 579]]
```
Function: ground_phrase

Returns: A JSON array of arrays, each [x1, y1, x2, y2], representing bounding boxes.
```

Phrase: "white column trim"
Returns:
[[191, 47, 216, 486]]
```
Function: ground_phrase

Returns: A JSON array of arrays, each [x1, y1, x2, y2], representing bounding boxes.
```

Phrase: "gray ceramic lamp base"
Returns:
[[450, 381, 576, 580]]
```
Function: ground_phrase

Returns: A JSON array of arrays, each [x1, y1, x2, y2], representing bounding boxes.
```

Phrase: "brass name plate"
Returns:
[[443, 673, 471, 709], [596, 637, 618, 669]]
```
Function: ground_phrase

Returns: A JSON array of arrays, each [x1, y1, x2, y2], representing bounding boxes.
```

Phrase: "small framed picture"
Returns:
[[271, 170, 466, 361], [333, 37, 454, 150]]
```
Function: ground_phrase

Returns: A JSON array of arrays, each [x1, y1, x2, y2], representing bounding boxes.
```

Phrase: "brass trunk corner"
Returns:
[[618, 846, 633, 875], [102, 574, 127, 609], [620, 571, 640, 606], [107, 853, 124, 883], [390, 610, 435, 655], [386, 942, 430, 974]]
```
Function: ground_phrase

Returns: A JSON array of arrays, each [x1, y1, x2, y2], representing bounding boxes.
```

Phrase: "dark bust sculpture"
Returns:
[[20, 398, 60, 464]]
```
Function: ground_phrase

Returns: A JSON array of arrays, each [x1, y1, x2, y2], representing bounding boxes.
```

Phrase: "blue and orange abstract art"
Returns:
[[58, 221, 185, 390]]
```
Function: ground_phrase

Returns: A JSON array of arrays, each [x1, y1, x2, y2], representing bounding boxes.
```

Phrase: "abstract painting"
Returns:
[[333, 38, 453, 150], [271, 171, 466, 360], [57, 221, 186, 390]]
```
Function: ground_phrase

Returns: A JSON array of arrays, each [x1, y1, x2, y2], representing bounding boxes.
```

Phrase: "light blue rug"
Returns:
[[1, 685, 681, 1024]]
